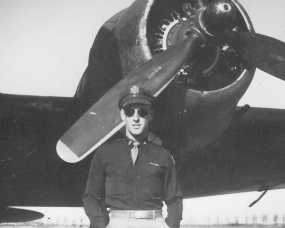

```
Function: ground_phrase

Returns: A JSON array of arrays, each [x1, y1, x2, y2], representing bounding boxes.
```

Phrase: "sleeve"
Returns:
[[82, 149, 108, 228], [164, 154, 183, 228]]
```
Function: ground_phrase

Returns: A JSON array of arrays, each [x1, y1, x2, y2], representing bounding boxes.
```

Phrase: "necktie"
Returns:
[[129, 141, 140, 164]]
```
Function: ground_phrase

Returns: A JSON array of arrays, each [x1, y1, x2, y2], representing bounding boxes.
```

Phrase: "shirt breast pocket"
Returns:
[[144, 162, 165, 178]]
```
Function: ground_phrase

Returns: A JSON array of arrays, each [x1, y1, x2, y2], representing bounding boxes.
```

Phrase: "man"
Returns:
[[83, 85, 183, 228]]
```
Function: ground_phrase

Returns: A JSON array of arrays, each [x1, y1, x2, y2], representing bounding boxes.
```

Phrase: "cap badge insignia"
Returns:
[[130, 85, 140, 95]]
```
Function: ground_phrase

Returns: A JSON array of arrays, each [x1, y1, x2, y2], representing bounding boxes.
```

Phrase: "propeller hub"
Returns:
[[202, 0, 238, 35]]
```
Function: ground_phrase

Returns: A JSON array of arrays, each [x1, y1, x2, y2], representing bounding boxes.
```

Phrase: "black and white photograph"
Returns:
[[1, 0, 285, 228]]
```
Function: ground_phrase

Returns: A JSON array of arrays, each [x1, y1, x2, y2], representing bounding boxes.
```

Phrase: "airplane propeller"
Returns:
[[57, 32, 204, 163], [57, 0, 285, 163], [202, 0, 285, 80], [221, 31, 285, 80]]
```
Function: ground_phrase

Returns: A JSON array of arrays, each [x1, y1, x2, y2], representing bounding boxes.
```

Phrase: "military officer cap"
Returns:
[[118, 85, 154, 109]]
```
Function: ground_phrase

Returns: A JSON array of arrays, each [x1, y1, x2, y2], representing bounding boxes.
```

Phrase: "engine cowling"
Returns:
[[113, 0, 255, 152]]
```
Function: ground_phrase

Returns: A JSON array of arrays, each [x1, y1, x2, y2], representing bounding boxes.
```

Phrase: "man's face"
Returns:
[[120, 104, 152, 136]]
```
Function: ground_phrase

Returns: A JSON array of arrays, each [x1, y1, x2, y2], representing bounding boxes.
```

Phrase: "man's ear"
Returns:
[[148, 112, 153, 122], [148, 109, 153, 121], [120, 109, 126, 121]]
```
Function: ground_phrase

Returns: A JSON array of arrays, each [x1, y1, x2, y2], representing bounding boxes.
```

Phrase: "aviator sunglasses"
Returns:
[[123, 107, 150, 118]]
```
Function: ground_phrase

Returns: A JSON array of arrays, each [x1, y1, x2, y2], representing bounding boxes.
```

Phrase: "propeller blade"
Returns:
[[225, 31, 285, 80], [197, 0, 209, 8], [57, 33, 203, 163]]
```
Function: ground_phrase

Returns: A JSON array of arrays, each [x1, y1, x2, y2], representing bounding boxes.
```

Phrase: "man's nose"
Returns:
[[133, 111, 140, 121]]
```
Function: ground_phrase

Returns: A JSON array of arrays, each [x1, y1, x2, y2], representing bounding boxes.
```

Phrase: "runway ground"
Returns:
[[0, 224, 283, 228]]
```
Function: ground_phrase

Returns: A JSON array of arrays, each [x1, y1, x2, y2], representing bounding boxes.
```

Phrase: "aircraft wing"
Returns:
[[180, 106, 285, 197], [0, 93, 75, 167]]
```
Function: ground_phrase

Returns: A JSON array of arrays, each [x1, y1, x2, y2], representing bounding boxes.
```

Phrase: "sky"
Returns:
[[0, 0, 132, 96], [2, 0, 285, 225], [183, 189, 285, 224]]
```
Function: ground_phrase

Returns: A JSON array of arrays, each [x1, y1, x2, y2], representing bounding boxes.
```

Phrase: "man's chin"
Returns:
[[130, 129, 143, 136]]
